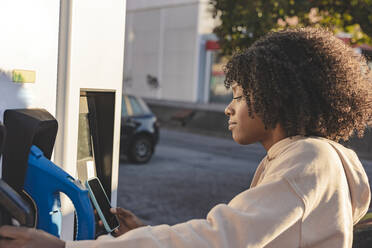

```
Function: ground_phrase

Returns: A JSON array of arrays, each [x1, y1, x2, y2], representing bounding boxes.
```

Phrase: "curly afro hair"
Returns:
[[224, 27, 372, 142]]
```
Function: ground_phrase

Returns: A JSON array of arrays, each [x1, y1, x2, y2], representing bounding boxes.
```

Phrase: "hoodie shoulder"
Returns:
[[264, 137, 341, 181], [263, 137, 370, 224]]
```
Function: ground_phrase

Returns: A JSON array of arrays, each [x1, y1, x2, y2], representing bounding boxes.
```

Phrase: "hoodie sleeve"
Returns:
[[65, 178, 305, 248]]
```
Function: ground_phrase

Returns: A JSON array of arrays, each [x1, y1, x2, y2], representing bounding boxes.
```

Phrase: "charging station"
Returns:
[[0, 0, 126, 240]]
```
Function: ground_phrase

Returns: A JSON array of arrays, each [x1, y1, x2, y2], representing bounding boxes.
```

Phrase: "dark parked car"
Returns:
[[120, 95, 159, 163]]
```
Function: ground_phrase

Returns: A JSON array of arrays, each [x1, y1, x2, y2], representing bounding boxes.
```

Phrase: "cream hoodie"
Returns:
[[66, 136, 370, 248]]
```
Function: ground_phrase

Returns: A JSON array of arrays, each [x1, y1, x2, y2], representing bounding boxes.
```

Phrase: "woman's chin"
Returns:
[[232, 133, 255, 145], [232, 134, 244, 145]]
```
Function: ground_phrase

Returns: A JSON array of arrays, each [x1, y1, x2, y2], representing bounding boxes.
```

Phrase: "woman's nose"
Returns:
[[225, 103, 234, 116]]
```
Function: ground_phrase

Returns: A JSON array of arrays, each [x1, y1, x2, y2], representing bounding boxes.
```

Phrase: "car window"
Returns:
[[136, 97, 151, 114], [122, 97, 129, 117], [129, 96, 145, 116]]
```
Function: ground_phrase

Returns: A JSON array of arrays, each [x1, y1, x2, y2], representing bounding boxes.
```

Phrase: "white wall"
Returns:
[[55, 0, 126, 240], [124, 9, 162, 99], [124, 0, 199, 102], [127, 0, 198, 11], [0, 0, 60, 121]]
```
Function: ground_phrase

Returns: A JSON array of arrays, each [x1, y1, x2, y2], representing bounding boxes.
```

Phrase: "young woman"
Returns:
[[0, 27, 371, 248]]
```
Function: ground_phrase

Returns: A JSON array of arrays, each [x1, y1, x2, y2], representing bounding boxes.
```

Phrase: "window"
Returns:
[[122, 97, 129, 117], [136, 97, 151, 114], [129, 96, 144, 116]]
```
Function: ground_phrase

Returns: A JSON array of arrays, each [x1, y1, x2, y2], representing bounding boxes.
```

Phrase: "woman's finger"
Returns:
[[115, 207, 134, 217], [0, 225, 31, 240], [0, 238, 18, 248]]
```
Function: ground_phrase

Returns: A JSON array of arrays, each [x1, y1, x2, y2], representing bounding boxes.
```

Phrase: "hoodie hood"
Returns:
[[267, 136, 371, 225], [325, 140, 371, 224]]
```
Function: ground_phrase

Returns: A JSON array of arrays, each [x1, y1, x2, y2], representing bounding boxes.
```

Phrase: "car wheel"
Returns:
[[129, 136, 154, 164]]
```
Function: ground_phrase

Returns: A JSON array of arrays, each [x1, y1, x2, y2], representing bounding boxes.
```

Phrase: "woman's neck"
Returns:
[[260, 124, 287, 151]]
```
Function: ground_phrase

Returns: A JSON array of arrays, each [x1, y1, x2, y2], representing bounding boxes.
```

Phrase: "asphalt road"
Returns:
[[117, 128, 372, 226]]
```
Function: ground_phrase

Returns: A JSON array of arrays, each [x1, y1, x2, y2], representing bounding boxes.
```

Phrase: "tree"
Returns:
[[209, 0, 372, 55]]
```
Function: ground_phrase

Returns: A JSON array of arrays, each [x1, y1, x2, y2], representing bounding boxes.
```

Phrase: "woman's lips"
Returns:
[[228, 121, 237, 130]]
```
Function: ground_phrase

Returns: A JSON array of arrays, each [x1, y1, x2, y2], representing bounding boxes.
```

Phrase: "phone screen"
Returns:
[[87, 178, 119, 231]]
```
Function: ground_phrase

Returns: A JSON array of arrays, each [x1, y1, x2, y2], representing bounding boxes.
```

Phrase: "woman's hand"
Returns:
[[108, 207, 145, 237], [0, 225, 65, 248]]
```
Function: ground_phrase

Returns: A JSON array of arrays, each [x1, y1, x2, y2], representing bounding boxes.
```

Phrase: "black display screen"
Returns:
[[87, 178, 119, 231]]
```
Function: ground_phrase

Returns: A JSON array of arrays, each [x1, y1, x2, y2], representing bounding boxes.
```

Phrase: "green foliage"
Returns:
[[209, 0, 372, 55]]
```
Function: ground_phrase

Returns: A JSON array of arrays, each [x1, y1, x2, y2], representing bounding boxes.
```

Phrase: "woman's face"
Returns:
[[224, 84, 269, 145]]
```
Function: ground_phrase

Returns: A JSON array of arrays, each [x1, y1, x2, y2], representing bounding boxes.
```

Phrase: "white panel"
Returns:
[[127, 0, 198, 11], [124, 3, 199, 102], [0, 0, 60, 120], [123, 12, 134, 89], [160, 4, 198, 101], [162, 50, 195, 101], [163, 28, 196, 51], [124, 8, 161, 98], [163, 3, 198, 28], [56, 0, 126, 240], [70, 1, 126, 87]]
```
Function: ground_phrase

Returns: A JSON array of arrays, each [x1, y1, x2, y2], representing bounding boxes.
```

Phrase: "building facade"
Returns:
[[123, 0, 230, 104]]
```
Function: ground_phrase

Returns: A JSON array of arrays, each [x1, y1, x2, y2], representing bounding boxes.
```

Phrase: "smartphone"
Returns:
[[85, 177, 119, 233]]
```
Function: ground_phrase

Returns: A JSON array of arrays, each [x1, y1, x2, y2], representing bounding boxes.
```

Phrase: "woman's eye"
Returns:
[[233, 96, 243, 101]]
